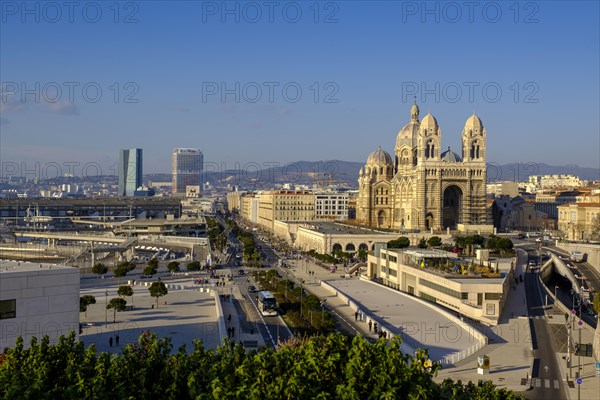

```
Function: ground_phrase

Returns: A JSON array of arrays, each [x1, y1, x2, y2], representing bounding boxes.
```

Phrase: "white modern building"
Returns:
[[367, 248, 510, 325], [0, 262, 80, 348], [315, 192, 349, 220]]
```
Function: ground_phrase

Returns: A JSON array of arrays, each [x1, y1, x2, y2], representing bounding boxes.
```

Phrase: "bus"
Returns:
[[257, 291, 277, 316]]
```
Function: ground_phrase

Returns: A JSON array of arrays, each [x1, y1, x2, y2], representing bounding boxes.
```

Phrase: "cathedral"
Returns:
[[356, 102, 488, 231]]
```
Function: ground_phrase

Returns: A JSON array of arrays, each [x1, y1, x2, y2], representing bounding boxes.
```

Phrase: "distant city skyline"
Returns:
[[1, 2, 598, 173]]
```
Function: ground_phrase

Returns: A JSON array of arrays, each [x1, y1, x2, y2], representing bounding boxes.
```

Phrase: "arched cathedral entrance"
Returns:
[[442, 186, 462, 229]]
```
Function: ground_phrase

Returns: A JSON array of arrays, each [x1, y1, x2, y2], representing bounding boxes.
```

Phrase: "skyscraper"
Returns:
[[118, 148, 143, 197], [172, 148, 203, 195]]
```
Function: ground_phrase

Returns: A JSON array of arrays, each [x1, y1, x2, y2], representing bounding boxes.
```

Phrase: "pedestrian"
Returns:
[[227, 327, 231, 337], [109, 337, 113, 348], [116, 334, 120, 346], [228, 313, 232, 322], [368, 320, 372, 332], [231, 326, 235, 337], [383, 331, 387, 339], [355, 311, 358, 321], [374, 322, 378, 333]]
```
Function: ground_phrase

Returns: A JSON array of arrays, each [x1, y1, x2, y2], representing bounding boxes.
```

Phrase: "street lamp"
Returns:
[[321, 297, 327, 323], [105, 290, 108, 326], [300, 283, 303, 317]]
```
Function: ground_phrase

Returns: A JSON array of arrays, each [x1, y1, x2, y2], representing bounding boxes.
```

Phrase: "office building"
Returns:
[[118, 148, 143, 197], [172, 148, 203, 195]]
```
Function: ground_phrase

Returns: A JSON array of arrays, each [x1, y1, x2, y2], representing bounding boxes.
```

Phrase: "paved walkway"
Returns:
[[80, 277, 220, 354], [217, 281, 266, 349], [435, 257, 532, 392], [551, 315, 598, 400]]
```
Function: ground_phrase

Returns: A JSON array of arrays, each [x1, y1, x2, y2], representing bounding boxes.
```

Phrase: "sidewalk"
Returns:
[[216, 270, 266, 350], [80, 278, 220, 354], [547, 299, 598, 399], [434, 258, 532, 392], [284, 258, 381, 341]]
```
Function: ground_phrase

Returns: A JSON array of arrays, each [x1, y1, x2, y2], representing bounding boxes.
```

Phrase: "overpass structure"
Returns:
[[12, 231, 210, 265]]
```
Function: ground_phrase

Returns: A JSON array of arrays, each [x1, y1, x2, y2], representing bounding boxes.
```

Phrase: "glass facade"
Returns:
[[419, 278, 462, 299], [118, 148, 142, 197], [172, 148, 203, 194]]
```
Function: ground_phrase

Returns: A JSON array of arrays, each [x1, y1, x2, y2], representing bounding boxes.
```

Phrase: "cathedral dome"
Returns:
[[366, 146, 393, 167], [465, 114, 483, 131], [420, 113, 438, 131], [396, 121, 420, 148], [440, 147, 462, 162], [395, 101, 421, 149]]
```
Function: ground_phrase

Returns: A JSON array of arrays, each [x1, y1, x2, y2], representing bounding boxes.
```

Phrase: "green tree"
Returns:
[[418, 238, 428, 248], [0, 332, 525, 399], [167, 261, 180, 273], [113, 263, 129, 285], [387, 236, 411, 248], [91, 263, 108, 278], [186, 261, 201, 271], [149, 281, 168, 308], [143, 265, 157, 276], [357, 249, 368, 262], [79, 295, 96, 317], [117, 285, 134, 307], [148, 257, 159, 269], [106, 297, 127, 323], [427, 236, 442, 247]]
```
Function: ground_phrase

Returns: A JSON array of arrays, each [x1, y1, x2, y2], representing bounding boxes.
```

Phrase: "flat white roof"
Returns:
[[0, 260, 76, 275], [327, 279, 477, 361]]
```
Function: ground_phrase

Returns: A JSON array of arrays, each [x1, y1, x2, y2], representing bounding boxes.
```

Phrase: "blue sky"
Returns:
[[1, 1, 599, 175]]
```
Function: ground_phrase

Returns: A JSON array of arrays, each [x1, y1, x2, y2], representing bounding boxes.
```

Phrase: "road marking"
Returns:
[[554, 380, 559, 389], [545, 379, 550, 388]]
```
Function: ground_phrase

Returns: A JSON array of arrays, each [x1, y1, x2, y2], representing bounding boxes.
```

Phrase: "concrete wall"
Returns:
[[557, 242, 600, 271], [0, 264, 79, 348]]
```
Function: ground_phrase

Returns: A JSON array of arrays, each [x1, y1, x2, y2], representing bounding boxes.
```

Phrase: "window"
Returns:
[[0, 299, 16, 319], [461, 292, 468, 300], [419, 279, 461, 299], [485, 293, 502, 300], [420, 292, 437, 303]]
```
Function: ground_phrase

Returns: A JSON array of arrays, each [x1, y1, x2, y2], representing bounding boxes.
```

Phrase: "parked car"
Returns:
[[248, 285, 256, 293]]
